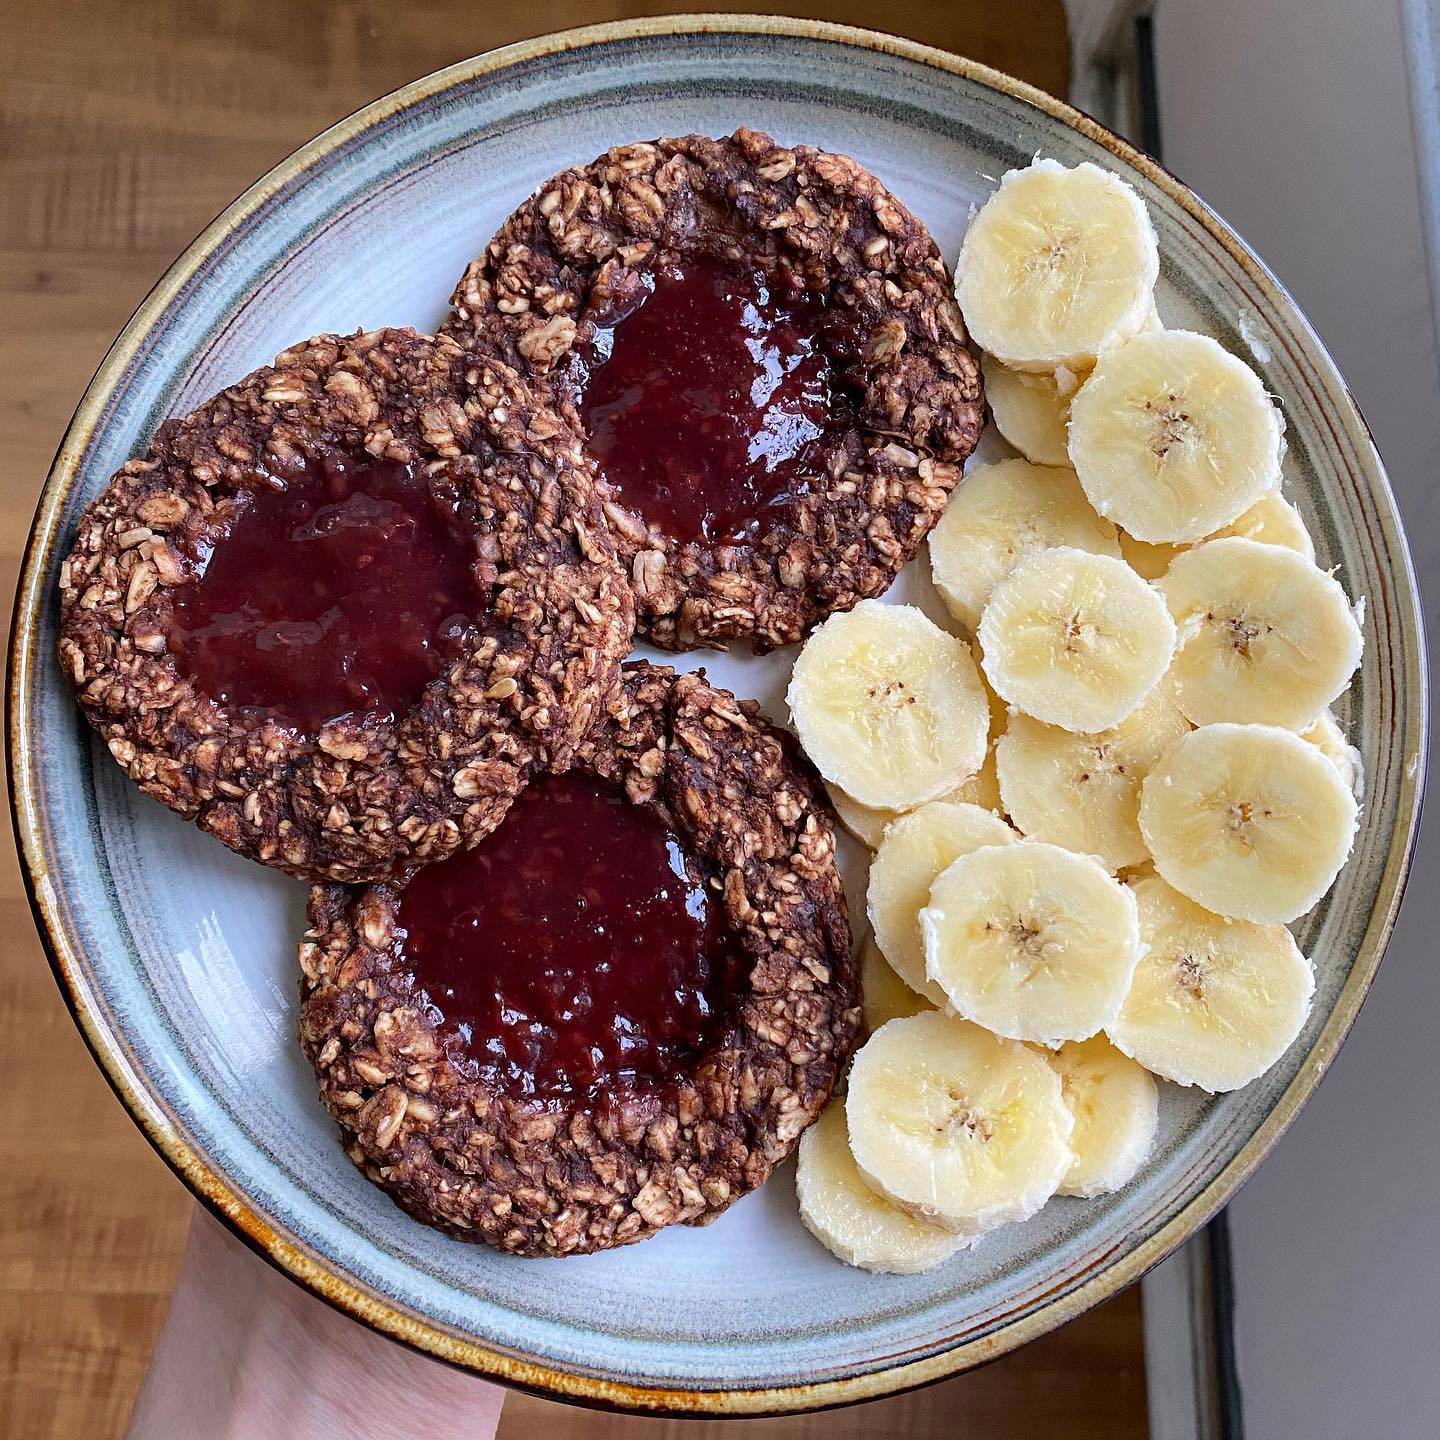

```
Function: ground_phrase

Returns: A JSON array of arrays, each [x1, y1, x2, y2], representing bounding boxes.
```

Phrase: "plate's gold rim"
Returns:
[[8, 13, 1427, 1416]]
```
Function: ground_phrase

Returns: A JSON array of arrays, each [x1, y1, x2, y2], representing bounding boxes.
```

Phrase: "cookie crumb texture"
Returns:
[[446, 128, 984, 650], [299, 663, 858, 1256], [56, 328, 634, 884]]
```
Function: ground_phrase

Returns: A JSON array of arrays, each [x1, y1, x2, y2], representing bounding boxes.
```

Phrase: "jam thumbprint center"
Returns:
[[167, 452, 478, 731], [577, 254, 849, 545], [398, 773, 740, 1097]]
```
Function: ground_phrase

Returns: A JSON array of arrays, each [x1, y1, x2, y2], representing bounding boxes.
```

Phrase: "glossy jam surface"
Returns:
[[167, 453, 477, 730], [399, 773, 738, 1098], [577, 254, 844, 545]]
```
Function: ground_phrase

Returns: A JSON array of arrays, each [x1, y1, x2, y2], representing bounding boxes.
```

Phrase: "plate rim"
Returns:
[[7, 12, 1428, 1415]]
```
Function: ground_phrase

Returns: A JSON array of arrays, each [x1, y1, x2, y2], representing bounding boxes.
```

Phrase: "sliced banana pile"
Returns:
[[788, 601, 989, 811], [978, 547, 1176, 732], [846, 1013, 1074, 1237], [859, 935, 935, 1033], [1119, 490, 1314, 580], [1049, 1035, 1159, 1198], [981, 356, 1086, 467], [798, 1103, 971, 1274], [826, 755, 1002, 851], [1138, 723, 1358, 924], [790, 156, 1366, 1274], [955, 158, 1159, 371], [995, 686, 1189, 870], [1159, 537, 1363, 729], [929, 459, 1120, 632], [1111, 878, 1314, 1091], [922, 841, 1142, 1045], [867, 801, 1016, 1006], [1069, 330, 1286, 543]]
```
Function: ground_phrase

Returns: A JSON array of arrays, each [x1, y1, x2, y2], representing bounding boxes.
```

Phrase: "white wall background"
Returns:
[[1151, 0, 1440, 1434]]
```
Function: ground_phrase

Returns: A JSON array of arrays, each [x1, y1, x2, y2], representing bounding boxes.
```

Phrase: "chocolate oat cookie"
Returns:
[[445, 127, 985, 650], [298, 662, 858, 1256], [57, 328, 634, 884]]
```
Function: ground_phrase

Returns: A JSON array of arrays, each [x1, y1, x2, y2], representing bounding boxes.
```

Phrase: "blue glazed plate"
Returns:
[[8, 16, 1426, 1414]]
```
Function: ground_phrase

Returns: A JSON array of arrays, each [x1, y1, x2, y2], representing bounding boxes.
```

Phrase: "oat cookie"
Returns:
[[445, 128, 984, 650], [57, 328, 634, 884], [298, 662, 859, 1256]]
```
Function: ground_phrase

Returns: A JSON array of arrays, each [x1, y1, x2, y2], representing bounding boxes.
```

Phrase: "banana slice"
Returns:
[[826, 782, 895, 850], [978, 547, 1176, 732], [982, 355, 1088, 466], [1213, 490, 1315, 558], [922, 841, 1142, 1044], [929, 459, 1121, 631], [861, 936, 936, 1033], [1160, 537, 1363, 730], [846, 1012, 1074, 1234], [955, 159, 1159, 372], [868, 801, 1017, 1007], [828, 657, 1008, 848], [827, 750, 1003, 850], [788, 601, 990, 810], [1301, 709, 1364, 801], [1118, 491, 1314, 580], [1110, 877, 1314, 1091], [1069, 330, 1285, 543], [995, 686, 1191, 870], [1048, 1035, 1159, 1196], [1138, 723, 1358, 923], [797, 1104, 970, 1273]]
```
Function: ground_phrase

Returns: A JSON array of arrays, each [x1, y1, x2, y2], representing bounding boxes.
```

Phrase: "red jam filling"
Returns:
[[398, 773, 740, 1098], [167, 453, 477, 731], [577, 254, 847, 545]]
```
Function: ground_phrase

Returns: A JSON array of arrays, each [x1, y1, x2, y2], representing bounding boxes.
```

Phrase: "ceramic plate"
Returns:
[[9, 16, 1427, 1414]]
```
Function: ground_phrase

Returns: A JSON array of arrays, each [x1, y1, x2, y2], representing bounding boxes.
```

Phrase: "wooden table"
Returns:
[[0, 4, 1147, 1435]]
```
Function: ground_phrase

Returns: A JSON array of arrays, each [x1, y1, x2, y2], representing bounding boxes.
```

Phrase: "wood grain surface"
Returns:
[[0, 3, 1147, 1436]]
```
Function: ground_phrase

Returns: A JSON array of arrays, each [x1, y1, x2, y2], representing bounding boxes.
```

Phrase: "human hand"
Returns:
[[126, 1207, 507, 1439]]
